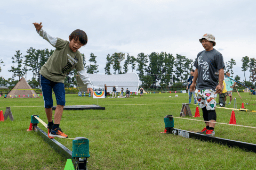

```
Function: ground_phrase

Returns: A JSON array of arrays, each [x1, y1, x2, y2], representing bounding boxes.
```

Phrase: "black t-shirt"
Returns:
[[126, 90, 130, 94], [140, 88, 143, 93], [194, 49, 225, 90], [113, 87, 116, 92]]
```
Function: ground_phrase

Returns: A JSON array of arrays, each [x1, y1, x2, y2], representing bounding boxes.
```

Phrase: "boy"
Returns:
[[190, 33, 225, 136], [33, 22, 92, 138]]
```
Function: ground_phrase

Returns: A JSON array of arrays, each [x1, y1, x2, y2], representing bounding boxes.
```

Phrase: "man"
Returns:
[[224, 72, 236, 104], [190, 33, 225, 136], [126, 88, 130, 98], [187, 70, 196, 104]]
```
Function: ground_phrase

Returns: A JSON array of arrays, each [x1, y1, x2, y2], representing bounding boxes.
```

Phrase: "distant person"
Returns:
[[120, 88, 124, 97], [187, 69, 196, 104], [104, 84, 107, 97], [112, 86, 117, 98], [33, 22, 92, 138], [190, 33, 225, 136], [219, 79, 227, 107], [139, 87, 144, 97], [126, 88, 130, 98], [224, 72, 236, 105]]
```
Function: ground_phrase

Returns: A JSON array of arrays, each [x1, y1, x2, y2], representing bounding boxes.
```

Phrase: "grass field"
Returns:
[[1, 92, 256, 170]]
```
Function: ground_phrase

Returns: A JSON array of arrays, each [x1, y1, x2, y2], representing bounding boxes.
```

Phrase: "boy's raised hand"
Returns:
[[33, 22, 43, 31]]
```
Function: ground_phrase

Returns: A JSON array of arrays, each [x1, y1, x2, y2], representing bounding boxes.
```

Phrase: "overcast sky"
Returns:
[[0, 0, 255, 82]]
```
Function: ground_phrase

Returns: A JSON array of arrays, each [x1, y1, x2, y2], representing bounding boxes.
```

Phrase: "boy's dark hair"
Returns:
[[70, 29, 88, 45]]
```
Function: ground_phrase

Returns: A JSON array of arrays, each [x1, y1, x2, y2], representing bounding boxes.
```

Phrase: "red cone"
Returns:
[[194, 106, 200, 117], [0, 110, 4, 121], [229, 110, 236, 124], [27, 123, 33, 131], [241, 103, 245, 109]]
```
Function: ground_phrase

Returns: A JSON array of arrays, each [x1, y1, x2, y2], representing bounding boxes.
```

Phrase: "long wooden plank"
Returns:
[[168, 128, 256, 153]]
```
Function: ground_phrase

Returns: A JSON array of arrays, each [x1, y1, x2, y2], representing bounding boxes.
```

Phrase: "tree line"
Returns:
[[0, 47, 256, 90]]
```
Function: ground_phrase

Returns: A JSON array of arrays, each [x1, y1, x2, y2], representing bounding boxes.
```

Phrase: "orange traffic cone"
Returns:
[[229, 110, 236, 124], [0, 110, 4, 121], [194, 106, 200, 117], [241, 103, 245, 109]]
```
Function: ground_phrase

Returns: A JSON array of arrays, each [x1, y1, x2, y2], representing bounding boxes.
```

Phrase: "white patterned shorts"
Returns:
[[195, 89, 217, 110]]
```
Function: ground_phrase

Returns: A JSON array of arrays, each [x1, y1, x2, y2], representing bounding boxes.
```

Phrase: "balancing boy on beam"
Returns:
[[33, 22, 93, 138], [190, 33, 225, 136]]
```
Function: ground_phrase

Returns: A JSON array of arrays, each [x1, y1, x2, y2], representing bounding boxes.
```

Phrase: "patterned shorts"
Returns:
[[227, 91, 232, 96], [195, 89, 217, 110]]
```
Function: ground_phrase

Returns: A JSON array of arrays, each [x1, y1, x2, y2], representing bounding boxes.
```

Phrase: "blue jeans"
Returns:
[[41, 75, 65, 108], [189, 91, 196, 104]]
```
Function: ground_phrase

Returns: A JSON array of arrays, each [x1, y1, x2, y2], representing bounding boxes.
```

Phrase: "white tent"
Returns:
[[83, 73, 140, 93]]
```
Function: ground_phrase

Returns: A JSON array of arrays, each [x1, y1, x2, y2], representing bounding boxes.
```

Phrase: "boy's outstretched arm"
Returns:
[[78, 70, 93, 89], [33, 22, 57, 47]]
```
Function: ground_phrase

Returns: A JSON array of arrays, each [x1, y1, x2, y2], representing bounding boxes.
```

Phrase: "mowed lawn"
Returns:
[[1, 92, 256, 170]]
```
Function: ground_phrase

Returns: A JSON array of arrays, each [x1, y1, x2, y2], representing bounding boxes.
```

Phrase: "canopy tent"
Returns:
[[7, 77, 38, 98], [77, 73, 140, 93]]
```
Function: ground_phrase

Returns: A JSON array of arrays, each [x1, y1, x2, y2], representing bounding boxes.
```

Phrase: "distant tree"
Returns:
[[163, 53, 175, 87], [0, 77, 8, 86], [183, 58, 193, 81], [28, 77, 40, 89], [130, 55, 137, 72], [9, 50, 27, 80], [0, 59, 3, 72], [241, 56, 250, 81], [123, 53, 131, 73], [235, 75, 240, 82], [136, 53, 148, 82], [226, 58, 236, 77], [249, 58, 256, 82], [142, 75, 153, 89], [104, 54, 112, 75], [112, 52, 125, 74], [87, 53, 99, 74], [174, 54, 187, 82], [147, 52, 159, 86]]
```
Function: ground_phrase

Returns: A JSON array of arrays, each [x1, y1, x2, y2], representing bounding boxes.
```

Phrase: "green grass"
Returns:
[[1, 92, 256, 169]]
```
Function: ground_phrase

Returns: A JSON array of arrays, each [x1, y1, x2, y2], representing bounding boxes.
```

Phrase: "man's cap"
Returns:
[[199, 33, 216, 46]]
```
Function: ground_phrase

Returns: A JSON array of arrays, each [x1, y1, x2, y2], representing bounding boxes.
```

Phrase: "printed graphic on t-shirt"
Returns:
[[62, 54, 78, 74], [198, 55, 210, 81]]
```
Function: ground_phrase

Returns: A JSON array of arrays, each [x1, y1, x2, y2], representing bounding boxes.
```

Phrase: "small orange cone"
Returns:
[[194, 106, 200, 117], [229, 110, 236, 124], [241, 103, 245, 109], [0, 110, 4, 121]]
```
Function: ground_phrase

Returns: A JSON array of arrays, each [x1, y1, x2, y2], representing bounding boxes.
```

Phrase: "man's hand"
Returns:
[[215, 84, 223, 94], [190, 83, 196, 92], [33, 22, 43, 31]]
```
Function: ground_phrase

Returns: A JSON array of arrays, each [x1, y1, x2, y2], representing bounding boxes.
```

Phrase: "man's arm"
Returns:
[[33, 22, 57, 47], [215, 68, 224, 93]]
